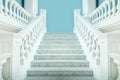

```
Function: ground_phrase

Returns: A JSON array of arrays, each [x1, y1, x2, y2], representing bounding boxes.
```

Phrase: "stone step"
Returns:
[[37, 50, 84, 54], [43, 36, 77, 39], [39, 45, 81, 49], [40, 44, 81, 46], [41, 41, 79, 44], [42, 37, 78, 40], [44, 33, 76, 36], [31, 60, 89, 67], [42, 39, 78, 42], [34, 54, 86, 60], [26, 77, 95, 80], [27, 67, 93, 77]]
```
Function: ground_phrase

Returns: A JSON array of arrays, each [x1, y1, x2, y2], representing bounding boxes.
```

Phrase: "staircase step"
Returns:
[[26, 77, 95, 80], [27, 67, 93, 77], [42, 38, 78, 40], [44, 33, 76, 37], [31, 60, 89, 67], [37, 50, 84, 54], [41, 41, 79, 44], [39, 45, 81, 49], [34, 54, 86, 60]]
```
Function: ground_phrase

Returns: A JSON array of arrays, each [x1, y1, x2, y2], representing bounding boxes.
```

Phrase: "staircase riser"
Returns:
[[31, 62, 89, 67], [27, 71, 93, 77]]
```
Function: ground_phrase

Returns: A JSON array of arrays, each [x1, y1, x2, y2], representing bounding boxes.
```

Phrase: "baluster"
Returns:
[[5, 0, 9, 15], [112, 0, 116, 15], [0, 65, 3, 80], [117, 0, 120, 13], [19, 9, 22, 22], [13, 4, 16, 19], [16, 7, 19, 21], [9, 0, 13, 17], [108, 1, 111, 17], [104, 4, 107, 19], [101, 8, 104, 22], [0, 0, 3, 13]]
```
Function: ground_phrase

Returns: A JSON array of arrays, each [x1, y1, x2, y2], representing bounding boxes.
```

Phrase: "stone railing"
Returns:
[[0, 0, 31, 32], [0, 54, 11, 80], [0, 9, 47, 80], [74, 9, 109, 80], [89, 0, 120, 32]]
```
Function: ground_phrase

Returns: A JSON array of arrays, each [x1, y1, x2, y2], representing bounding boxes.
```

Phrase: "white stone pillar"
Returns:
[[82, 0, 96, 17], [73, 9, 80, 33], [40, 9, 47, 32], [24, 0, 38, 16]]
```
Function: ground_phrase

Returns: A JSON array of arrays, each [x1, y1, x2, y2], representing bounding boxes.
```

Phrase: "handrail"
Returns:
[[74, 9, 109, 80], [0, 9, 47, 80], [89, 0, 120, 24], [0, 0, 31, 26], [16, 9, 46, 80]]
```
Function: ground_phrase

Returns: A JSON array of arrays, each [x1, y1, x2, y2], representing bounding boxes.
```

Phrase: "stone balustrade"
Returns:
[[89, 0, 120, 25], [74, 9, 109, 80], [0, 9, 47, 80], [0, 0, 31, 24]]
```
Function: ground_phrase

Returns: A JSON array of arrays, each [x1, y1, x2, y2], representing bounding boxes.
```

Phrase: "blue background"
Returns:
[[38, 0, 82, 32], [16, 0, 104, 32]]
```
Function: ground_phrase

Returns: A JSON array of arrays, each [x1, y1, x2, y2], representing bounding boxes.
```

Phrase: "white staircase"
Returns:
[[25, 33, 95, 80]]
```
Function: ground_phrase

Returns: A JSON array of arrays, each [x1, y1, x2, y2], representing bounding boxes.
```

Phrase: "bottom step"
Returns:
[[26, 77, 95, 80]]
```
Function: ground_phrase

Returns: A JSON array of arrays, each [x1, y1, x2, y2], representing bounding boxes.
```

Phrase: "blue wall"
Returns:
[[38, 0, 82, 32], [96, 0, 104, 7], [16, 0, 24, 7]]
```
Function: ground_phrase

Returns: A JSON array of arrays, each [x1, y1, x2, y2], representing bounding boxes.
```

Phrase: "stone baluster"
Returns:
[[117, 0, 120, 13], [9, 0, 13, 17], [13, 4, 16, 19], [5, 0, 9, 15], [0, 0, 3, 13], [112, 0, 116, 15]]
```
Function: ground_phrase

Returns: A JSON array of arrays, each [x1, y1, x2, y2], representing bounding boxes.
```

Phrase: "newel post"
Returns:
[[40, 9, 47, 32], [74, 9, 80, 33]]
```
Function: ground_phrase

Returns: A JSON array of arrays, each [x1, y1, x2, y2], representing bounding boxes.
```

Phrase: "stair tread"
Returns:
[[32, 60, 88, 62], [28, 67, 92, 71], [35, 54, 85, 55]]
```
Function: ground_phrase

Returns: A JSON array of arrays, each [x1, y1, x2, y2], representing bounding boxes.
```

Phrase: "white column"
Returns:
[[73, 9, 80, 33], [24, 0, 38, 16], [83, 0, 96, 17], [40, 9, 47, 31]]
